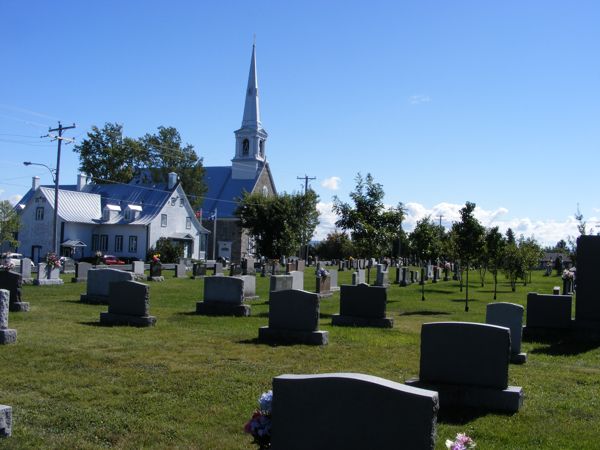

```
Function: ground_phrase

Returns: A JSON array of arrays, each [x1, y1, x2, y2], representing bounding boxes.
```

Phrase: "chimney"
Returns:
[[168, 172, 178, 190], [32, 176, 40, 190], [77, 173, 88, 191]]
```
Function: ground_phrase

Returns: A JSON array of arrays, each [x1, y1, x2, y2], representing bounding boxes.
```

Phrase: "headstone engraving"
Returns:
[[406, 322, 523, 412], [271, 373, 438, 450], [258, 289, 327, 345], [332, 283, 393, 328]]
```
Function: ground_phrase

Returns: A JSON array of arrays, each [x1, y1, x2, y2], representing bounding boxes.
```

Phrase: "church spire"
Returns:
[[241, 43, 261, 129]]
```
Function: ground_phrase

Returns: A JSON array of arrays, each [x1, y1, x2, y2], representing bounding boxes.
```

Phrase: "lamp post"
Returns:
[[23, 161, 59, 255]]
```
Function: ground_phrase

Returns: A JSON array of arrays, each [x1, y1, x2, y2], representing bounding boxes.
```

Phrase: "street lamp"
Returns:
[[23, 161, 59, 255]]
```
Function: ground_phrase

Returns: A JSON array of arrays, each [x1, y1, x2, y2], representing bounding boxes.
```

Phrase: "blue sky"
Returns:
[[2, 1, 599, 245]]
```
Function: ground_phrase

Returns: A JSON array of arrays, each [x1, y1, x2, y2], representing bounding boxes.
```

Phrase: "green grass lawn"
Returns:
[[1, 268, 599, 449]]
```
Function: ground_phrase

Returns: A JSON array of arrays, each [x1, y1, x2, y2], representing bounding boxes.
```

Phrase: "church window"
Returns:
[[35, 207, 44, 220], [259, 140, 264, 157], [262, 186, 269, 196], [242, 139, 249, 156]]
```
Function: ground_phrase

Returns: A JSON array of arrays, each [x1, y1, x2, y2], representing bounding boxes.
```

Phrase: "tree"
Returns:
[[506, 228, 516, 245], [315, 230, 354, 260], [73, 123, 145, 183], [409, 216, 439, 300], [235, 190, 319, 259], [503, 242, 525, 292], [452, 202, 485, 311], [139, 126, 206, 209], [0, 201, 20, 250], [485, 226, 506, 300], [333, 173, 405, 258], [518, 236, 543, 285], [146, 237, 183, 263]]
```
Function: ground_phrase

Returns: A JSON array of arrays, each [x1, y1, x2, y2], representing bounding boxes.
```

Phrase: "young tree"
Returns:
[[503, 242, 525, 292], [409, 216, 439, 300], [485, 226, 506, 300], [73, 123, 145, 183], [0, 200, 20, 250], [452, 202, 485, 311], [519, 236, 543, 285], [236, 190, 319, 260], [333, 173, 405, 258]]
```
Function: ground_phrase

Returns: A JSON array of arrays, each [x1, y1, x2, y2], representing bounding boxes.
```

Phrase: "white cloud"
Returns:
[[321, 176, 341, 191], [409, 94, 431, 105], [9, 194, 22, 205], [312, 200, 584, 246]]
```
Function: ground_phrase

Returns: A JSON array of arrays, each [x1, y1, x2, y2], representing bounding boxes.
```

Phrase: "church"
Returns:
[[199, 44, 277, 263]]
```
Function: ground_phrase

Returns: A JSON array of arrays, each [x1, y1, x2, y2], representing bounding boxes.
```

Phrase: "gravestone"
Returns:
[[61, 258, 75, 274], [332, 283, 393, 328], [196, 276, 250, 316], [175, 263, 187, 278], [148, 262, 164, 282], [81, 268, 135, 304], [400, 267, 410, 287], [0, 271, 28, 312], [213, 262, 224, 276], [351, 269, 366, 285], [192, 262, 206, 279], [294, 260, 305, 272], [72, 262, 92, 283], [329, 270, 339, 291], [236, 275, 258, 300], [575, 235, 600, 329], [270, 275, 293, 293], [132, 261, 146, 280], [553, 286, 561, 295], [289, 271, 304, 290], [406, 322, 523, 412], [99, 280, 156, 326], [316, 275, 332, 299], [523, 292, 572, 337], [271, 373, 438, 450], [0, 405, 12, 437], [394, 266, 401, 284], [258, 289, 327, 345], [19, 258, 33, 284], [34, 262, 63, 285], [0, 289, 17, 344], [486, 302, 526, 364], [374, 264, 389, 287]]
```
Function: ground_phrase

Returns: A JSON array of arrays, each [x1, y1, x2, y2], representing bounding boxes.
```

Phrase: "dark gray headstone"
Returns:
[[258, 289, 327, 345], [406, 321, 523, 412], [526, 293, 572, 329], [332, 283, 393, 328], [0, 405, 12, 437], [99, 280, 156, 327], [575, 235, 600, 326], [197, 276, 249, 316], [271, 373, 438, 450], [81, 268, 135, 304], [486, 302, 526, 363], [192, 262, 206, 277], [0, 271, 28, 312]]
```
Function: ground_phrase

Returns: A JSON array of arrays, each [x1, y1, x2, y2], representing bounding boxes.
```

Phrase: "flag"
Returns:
[[195, 209, 202, 219]]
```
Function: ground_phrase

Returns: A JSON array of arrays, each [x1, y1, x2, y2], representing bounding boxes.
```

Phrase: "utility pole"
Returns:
[[212, 209, 218, 260], [437, 214, 444, 228], [47, 122, 76, 255], [297, 175, 316, 263]]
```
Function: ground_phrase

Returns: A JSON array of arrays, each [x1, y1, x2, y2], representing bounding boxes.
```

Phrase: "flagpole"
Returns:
[[212, 208, 217, 260]]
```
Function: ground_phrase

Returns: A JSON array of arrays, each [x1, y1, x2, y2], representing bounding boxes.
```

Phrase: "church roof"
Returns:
[[200, 166, 258, 219]]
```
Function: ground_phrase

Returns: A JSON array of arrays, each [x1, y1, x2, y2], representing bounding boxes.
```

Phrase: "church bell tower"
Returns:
[[232, 43, 268, 180]]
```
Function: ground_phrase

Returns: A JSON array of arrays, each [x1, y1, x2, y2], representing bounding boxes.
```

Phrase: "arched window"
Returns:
[[259, 140, 265, 157], [262, 185, 269, 196], [242, 139, 249, 156]]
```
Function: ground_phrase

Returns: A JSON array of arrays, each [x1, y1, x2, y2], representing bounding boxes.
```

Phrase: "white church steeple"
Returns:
[[232, 42, 268, 180]]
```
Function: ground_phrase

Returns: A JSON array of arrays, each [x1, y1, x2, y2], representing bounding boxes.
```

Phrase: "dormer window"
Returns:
[[102, 204, 121, 222], [125, 204, 142, 221]]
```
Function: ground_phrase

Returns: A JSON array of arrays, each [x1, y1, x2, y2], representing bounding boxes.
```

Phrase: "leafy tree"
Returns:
[[518, 236, 543, 285], [146, 237, 183, 263], [506, 228, 516, 245], [139, 126, 206, 209], [73, 123, 145, 183], [503, 242, 525, 292], [452, 202, 485, 311], [236, 190, 319, 259], [0, 200, 20, 250], [409, 216, 439, 300], [315, 230, 354, 260], [485, 226, 506, 300], [333, 173, 405, 258]]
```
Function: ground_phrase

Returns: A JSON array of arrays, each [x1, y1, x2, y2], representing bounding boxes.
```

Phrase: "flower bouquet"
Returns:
[[45, 252, 61, 270], [446, 432, 476, 450], [244, 390, 272, 449], [316, 268, 330, 278]]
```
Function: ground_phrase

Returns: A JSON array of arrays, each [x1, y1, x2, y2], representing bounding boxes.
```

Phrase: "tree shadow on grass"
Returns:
[[399, 311, 451, 316], [174, 311, 200, 316], [423, 288, 455, 294], [529, 337, 600, 356], [450, 298, 481, 303], [479, 289, 513, 294], [60, 299, 84, 304]]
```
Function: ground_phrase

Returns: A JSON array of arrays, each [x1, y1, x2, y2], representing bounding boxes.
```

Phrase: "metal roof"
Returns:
[[199, 166, 257, 218], [40, 187, 102, 224]]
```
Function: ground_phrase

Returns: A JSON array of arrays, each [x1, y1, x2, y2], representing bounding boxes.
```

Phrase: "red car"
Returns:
[[103, 255, 125, 265]]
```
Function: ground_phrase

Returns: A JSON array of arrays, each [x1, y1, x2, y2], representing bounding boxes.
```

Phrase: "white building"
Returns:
[[16, 172, 209, 262]]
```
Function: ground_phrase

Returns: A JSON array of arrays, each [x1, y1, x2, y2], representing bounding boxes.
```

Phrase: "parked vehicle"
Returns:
[[0, 252, 34, 268], [102, 255, 125, 265]]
